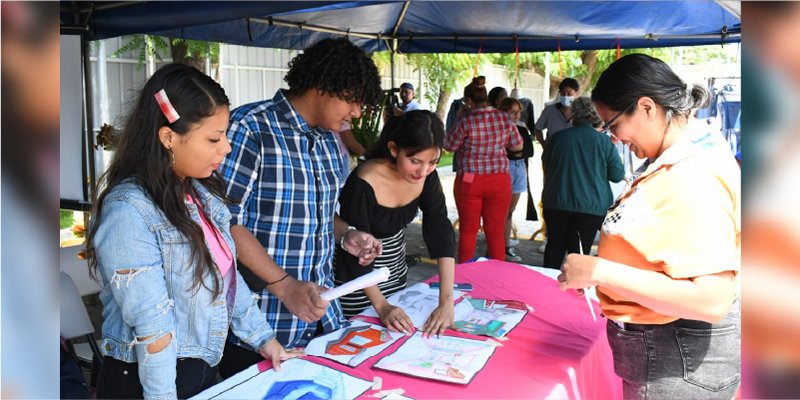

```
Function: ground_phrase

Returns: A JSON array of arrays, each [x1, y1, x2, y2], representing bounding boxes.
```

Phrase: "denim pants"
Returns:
[[607, 299, 741, 399]]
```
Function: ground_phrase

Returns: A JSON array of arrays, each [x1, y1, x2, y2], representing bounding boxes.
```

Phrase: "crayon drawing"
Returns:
[[190, 358, 372, 399], [452, 298, 529, 338], [358, 282, 465, 328], [306, 321, 405, 367], [373, 332, 496, 384]]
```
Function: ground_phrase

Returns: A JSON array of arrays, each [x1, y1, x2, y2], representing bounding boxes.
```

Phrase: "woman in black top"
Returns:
[[335, 110, 456, 336]]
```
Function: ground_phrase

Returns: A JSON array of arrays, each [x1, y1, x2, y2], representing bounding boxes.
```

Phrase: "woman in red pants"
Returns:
[[445, 76, 523, 262]]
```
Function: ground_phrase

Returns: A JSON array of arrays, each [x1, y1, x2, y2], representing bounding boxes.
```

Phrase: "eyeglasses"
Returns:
[[601, 101, 637, 138]]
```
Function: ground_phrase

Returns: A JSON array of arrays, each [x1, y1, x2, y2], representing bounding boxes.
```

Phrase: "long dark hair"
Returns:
[[86, 63, 231, 297], [592, 54, 709, 127], [366, 110, 444, 161], [488, 86, 507, 108]]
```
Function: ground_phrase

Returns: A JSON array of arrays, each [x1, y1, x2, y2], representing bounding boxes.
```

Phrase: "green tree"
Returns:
[[489, 45, 735, 95], [404, 53, 482, 121], [112, 35, 219, 73]]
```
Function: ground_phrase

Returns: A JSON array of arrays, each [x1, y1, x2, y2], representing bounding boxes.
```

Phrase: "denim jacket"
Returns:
[[93, 179, 275, 400]]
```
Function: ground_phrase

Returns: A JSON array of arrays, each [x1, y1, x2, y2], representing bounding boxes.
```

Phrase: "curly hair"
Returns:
[[571, 97, 602, 128], [285, 38, 382, 106]]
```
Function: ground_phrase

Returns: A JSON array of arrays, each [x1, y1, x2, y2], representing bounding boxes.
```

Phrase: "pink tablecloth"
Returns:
[[260, 259, 622, 399]]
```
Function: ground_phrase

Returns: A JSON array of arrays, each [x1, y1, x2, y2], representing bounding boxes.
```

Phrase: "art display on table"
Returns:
[[305, 320, 407, 367], [372, 332, 496, 384], [357, 282, 465, 328], [190, 358, 372, 400], [451, 298, 529, 338]]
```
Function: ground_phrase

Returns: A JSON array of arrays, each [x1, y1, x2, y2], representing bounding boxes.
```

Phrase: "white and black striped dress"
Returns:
[[334, 168, 455, 318]]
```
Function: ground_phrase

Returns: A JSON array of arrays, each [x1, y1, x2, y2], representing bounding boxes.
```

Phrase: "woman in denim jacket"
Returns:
[[559, 54, 741, 399], [85, 64, 303, 399]]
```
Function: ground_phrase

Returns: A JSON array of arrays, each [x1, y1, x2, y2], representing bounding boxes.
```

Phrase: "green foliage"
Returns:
[[60, 210, 74, 230], [488, 45, 737, 91], [112, 35, 170, 69], [351, 92, 389, 150], [405, 53, 479, 107], [111, 34, 219, 69]]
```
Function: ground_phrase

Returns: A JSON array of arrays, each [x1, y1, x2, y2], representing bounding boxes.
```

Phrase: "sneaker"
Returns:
[[505, 247, 522, 262], [538, 240, 547, 254], [507, 238, 520, 247]]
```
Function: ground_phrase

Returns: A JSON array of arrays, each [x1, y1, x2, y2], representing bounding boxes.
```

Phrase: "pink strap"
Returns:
[[187, 195, 232, 276]]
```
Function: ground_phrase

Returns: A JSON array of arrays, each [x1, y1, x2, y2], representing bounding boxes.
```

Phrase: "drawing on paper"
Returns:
[[305, 320, 405, 367], [358, 282, 465, 328], [190, 358, 372, 400], [373, 332, 496, 384], [452, 298, 529, 338], [263, 380, 331, 399]]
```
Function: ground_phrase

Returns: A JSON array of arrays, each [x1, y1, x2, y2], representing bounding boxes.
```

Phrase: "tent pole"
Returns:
[[82, 38, 97, 203], [390, 39, 397, 89]]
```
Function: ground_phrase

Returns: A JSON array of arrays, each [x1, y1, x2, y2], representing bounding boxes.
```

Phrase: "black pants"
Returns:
[[217, 339, 265, 380], [96, 356, 216, 399], [219, 322, 326, 379], [542, 208, 605, 269]]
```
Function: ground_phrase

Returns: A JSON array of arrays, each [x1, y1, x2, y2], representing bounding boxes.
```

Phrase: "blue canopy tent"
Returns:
[[58, 0, 741, 208], [62, 1, 740, 53]]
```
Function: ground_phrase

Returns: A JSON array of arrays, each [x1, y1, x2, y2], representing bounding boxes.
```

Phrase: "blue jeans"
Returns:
[[607, 299, 741, 399]]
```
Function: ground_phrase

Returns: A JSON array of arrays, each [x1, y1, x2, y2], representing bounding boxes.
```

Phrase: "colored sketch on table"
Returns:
[[190, 358, 372, 400], [452, 298, 529, 338], [373, 332, 496, 384], [358, 282, 465, 328], [305, 320, 406, 367]]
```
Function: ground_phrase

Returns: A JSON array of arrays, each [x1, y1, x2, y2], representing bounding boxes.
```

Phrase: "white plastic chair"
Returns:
[[60, 271, 103, 386]]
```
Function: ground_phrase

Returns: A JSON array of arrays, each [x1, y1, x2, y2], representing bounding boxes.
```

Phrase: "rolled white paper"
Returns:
[[320, 267, 391, 301]]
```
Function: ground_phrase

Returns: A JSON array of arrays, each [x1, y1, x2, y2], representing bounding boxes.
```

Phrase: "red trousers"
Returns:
[[454, 172, 512, 262]]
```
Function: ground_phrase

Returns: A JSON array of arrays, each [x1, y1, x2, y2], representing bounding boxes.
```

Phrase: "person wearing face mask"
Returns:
[[559, 54, 741, 399], [334, 110, 456, 337], [533, 78, 580, 146]]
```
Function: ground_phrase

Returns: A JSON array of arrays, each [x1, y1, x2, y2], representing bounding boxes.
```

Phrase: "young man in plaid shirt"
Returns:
[[218, 38, 384, 378]]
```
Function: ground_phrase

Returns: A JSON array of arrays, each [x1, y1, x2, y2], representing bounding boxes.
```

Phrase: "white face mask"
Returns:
[[560, 95, 575, 107]]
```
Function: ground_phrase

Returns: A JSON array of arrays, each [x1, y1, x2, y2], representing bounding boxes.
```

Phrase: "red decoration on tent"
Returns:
[[473, 38, 485, 78], [514, 34, 520, 89], [557, 38, 563, 79]]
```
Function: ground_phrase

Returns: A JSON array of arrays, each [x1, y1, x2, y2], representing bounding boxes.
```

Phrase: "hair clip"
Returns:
[[154, 89, 180, 123]]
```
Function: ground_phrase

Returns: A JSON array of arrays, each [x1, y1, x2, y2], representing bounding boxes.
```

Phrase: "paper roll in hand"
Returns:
[[320, 267, 391, 301]]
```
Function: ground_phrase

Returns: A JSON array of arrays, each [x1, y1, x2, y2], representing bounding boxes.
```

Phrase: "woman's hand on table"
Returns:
[[558, 253, 602, 290], [258, 338, 305, 372], [423, 303, 454, 337], [377, 303, 413, 334]]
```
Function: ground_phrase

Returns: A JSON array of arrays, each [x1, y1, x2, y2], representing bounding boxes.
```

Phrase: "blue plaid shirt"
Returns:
[[221, 90, 347, 348]]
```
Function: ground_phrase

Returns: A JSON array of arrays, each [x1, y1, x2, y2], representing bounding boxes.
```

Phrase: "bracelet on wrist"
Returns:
[[266, 273, 290, 286], [340, 226, 357, 249]]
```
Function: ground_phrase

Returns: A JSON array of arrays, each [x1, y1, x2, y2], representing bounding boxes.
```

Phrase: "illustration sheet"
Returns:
[[190, 358, 372, 399], [452, 298, 528, 338], [372, 332, 496, 384], [357, 282, 465, 328], [306, 320, 406, 367]]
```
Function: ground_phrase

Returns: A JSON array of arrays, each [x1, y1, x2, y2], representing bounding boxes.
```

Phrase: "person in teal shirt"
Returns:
[[541, 97, 624, 268]]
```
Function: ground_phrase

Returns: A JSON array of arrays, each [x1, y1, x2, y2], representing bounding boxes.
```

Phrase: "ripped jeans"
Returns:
[[97, 356, 216, 399], [607, 299, 741, 399]]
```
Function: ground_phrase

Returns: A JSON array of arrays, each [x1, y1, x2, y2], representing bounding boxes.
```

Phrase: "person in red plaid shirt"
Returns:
[[445, 76, 523, 262]]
